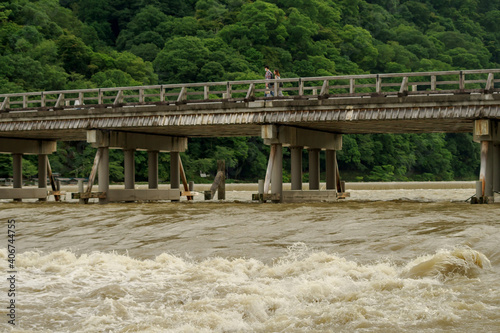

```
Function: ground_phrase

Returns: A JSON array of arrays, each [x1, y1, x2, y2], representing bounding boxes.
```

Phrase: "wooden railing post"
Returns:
[[349, 78, 355, 94], [177, 86, 187, 104], [375, 74, 381, 94], [485, 73, 494, 93], [399, 77, 408, 97], [459, 71, 465, 90], [299, 78, 304, 97], [41, 92, 46, 107], [160, 85, 165, 102], [320, 79, 330, 98], [204, 85, 209, 100], [226, 82, 232, 100]]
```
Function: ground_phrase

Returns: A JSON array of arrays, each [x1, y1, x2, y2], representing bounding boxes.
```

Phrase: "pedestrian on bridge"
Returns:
[[264, 65, 274, 97], [274, 69, 283, 96]]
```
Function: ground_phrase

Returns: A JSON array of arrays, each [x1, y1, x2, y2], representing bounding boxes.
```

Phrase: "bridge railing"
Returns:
[[1, 69, 499, 112]]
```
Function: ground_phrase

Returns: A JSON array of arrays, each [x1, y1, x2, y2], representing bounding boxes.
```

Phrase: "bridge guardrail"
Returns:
[[1, 69, 499, 113]]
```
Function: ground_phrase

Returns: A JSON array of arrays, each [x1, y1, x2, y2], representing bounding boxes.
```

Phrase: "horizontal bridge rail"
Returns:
[[1, 69, 499, 113]]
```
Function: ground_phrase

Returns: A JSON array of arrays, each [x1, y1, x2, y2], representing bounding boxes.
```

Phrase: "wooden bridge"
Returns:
[[1, 69, 500, 203]]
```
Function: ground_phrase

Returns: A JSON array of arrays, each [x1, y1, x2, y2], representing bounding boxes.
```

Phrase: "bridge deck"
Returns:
[[1, 69, 500, 140]]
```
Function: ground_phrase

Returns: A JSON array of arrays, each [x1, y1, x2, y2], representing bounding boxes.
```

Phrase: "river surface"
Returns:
[[0, 187, 499, 332]]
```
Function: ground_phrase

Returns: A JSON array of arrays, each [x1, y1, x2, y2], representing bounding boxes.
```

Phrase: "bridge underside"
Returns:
[[0, 94, 498, 140]]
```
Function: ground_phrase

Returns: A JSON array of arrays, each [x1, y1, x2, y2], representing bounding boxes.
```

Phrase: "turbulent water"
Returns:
[[0, 187, 499, 332]]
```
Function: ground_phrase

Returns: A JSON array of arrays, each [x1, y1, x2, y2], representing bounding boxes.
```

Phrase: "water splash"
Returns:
[[402, 246, 491, 279]]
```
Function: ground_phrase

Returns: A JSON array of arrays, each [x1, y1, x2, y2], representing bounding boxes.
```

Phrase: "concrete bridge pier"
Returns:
[[271, 144, 283, 202], [308, 148, 321, 190], [38, 154, 48, 201], [325, 150, 337, 190], [260, 125, 344, 203], [98, 147, 109, 204], [170, 151, 180, 202], [0, 138, 57, 201], [148, 150, 159, 189], [290, 146, 303, 190], [473, 119, 500, 203], [87, 130, 187, 203], [124, 149, 135, 190]]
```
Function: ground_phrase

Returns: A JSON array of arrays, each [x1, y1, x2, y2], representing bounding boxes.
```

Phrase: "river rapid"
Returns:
[[0, 186, 499, 332]]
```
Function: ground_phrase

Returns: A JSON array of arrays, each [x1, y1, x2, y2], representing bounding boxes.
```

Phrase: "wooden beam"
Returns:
[[84, 147, 102, 203], [485, 73, 494, 92], [179, 156, 193, 200], [113, 90, 123, 105], [47, 159, 60, 202], [264, 145, 276, 194], [0, 97, 9, 111], [55, 93, 65, 108], [245, 83, 255, 101], [177, 86, 187, 104]]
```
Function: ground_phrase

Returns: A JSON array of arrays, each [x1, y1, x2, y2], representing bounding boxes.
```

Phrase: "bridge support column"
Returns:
[[124, 149, 135, 190], [87, 130, 186, 203], [308, 148, 320, 190], [290, 146, 303, 190], [170, 151, 180, 202], [325, 150, 337, 190], [271, 144, 283, 202], [0, 139, 56, 202], [38, 154, 48, 201], [98, 147, 109, 204], [473, 119, 500, 203], [260, 125, 344, 203], [13, 154, 23, 202], [148, 150, 158, 189]]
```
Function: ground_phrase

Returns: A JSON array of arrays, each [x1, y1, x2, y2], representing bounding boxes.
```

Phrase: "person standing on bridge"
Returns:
[[264, 65, 274, 97], [274, 69, 283, 97]]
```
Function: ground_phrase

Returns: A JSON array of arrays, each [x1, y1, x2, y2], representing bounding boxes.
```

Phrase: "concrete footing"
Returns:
[[84, 130, 187, 203], [473, 119, 500, 203], [0, 138, 57, 202], [258, 124, 347, 203]]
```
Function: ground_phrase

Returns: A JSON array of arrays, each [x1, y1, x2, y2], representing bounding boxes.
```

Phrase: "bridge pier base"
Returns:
[[124, 149, 135, 190], [290, 146, 303, 190], [38, 154, 48, 202], [308, 148, 320, 190], [473, 119, 500, 203], [0, 139, 56, 201], [85, 130, 187, 203], [258, 125, 346, 203]]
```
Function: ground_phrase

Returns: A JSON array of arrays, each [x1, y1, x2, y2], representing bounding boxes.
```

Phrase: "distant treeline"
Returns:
[[1, 0, 498, 182]]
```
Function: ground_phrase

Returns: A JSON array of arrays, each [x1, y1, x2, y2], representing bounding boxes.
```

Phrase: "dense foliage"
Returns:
[[1, 0, 498, 182]]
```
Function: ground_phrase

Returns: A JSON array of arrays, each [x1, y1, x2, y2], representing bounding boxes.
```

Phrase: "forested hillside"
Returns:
[[1, 0, 499, 182]]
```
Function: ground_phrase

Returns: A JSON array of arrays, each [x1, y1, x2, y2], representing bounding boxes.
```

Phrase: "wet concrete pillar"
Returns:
[[493, 143, 500, 193], [13, 153, 22, 202], [326, 150, 337, 190], [170, 151, 180, 202], [38, 154, 48, 201], [148, 150, 159, 189], [271, 144, 283, 202], [290, 146, 303, 190], [98, 147, 109, 204], [170, 151, 180, 189], [308, 148, 320, 190], [123, 149, 135, 189], [479, 141, 494, 200]]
